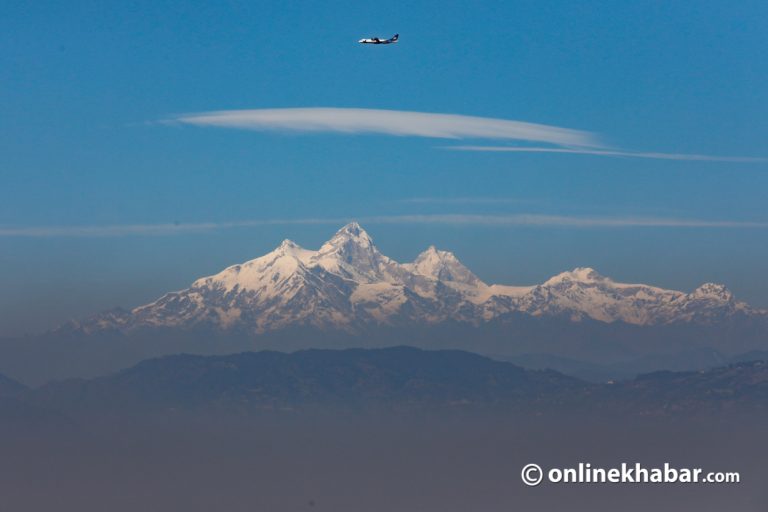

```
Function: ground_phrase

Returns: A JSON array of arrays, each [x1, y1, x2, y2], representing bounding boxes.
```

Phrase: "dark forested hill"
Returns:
[[22, 347, 768, 418]]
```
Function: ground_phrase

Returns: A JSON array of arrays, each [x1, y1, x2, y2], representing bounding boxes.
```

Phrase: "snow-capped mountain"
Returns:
[[70, 223, 765, 335]]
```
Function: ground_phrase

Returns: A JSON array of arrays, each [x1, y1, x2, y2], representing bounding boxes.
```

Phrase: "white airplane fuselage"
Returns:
[[359, 34, 399, 44]]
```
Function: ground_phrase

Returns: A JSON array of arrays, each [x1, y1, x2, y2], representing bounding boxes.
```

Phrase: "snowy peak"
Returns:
[[690, 283, 734, 302], [319, 222, 375, 254], [277, 238, 302, 253], [544, 267, 607, 286], [665, 283, 752, 325], [406, 246, 483, 286], [263, 239, 314, 266], [314, 222, 403, 284], [190, 238, 314, 293]]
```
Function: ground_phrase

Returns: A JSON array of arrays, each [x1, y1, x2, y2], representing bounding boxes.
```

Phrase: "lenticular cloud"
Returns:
[[170, 107, 599, 147]]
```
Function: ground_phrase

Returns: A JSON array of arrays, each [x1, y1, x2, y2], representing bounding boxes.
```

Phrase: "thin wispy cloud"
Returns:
[[397, 197, 537, 205], [363, 214, 768, 228], [3, 215, 767, 237], [0, 219, 337, 237], [166, 107, 766, 163], [168, 108, 599, 147], [445, 146, 768, 163]]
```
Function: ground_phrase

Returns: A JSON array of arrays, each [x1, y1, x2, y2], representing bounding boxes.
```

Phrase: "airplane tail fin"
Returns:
[[391, 34, 399, 41]]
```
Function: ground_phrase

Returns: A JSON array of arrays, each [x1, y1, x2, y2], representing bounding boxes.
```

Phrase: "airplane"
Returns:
[[358, 34, 399, 45]]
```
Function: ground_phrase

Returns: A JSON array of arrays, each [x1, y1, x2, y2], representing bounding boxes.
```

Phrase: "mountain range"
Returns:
[[67, 222, 765, 335], [5, 347, 767, 419], [2, 222, 765, 386]]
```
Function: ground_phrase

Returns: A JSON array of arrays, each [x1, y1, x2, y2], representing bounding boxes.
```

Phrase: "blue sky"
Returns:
[[2, 0, 767, 335]]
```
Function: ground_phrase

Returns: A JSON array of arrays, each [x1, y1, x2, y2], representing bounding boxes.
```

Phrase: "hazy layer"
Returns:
[[0, 414, 765, 512]]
